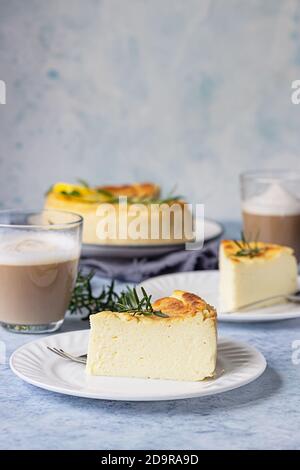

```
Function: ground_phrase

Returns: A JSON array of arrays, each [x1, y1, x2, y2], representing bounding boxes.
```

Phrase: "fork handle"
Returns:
[[222, 294, 287, 314]]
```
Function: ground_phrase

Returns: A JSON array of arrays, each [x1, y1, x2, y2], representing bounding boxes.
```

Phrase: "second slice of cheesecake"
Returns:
[[219, 239, 298, 312]]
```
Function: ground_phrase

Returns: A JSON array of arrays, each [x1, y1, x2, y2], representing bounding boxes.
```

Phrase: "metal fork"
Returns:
[[47, 346, 87, 364], [223, 290, 300, 314]]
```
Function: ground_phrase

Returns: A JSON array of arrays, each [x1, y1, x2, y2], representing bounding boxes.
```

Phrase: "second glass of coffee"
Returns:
[[240, 170, 300, 260]]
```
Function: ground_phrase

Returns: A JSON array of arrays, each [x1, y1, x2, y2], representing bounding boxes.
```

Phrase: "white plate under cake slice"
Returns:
[[10, 330, 266, 401]]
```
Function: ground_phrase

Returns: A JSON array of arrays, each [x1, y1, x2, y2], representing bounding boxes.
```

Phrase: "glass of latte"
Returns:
[[0, 210, 82, 333], [241, 170, 300, 260]]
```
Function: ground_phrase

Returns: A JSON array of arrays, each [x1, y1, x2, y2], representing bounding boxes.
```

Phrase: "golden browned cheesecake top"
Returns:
[[221, 239, 295, 263], [152, 290, 216, 318], [95, 290, 216, 324]]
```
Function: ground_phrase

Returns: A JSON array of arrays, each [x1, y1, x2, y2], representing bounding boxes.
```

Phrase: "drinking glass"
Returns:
[[0, 209, 82, 333], [240, 170, 300, 259]]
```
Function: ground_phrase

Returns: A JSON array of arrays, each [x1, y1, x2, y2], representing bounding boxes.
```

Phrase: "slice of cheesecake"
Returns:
[[219, 240, 298, 312], [86, 291, 217, 381]]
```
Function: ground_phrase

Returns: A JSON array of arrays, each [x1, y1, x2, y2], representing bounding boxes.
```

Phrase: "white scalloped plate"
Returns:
[[81, 219, 223, 258], [139, 271, 300, 323], [10, 330, 266, 401]]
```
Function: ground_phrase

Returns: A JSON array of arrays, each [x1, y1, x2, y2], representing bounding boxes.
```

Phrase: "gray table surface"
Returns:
[[1, 222, 300, 450]]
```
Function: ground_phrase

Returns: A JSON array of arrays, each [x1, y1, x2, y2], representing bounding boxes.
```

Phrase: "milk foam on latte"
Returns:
[[243, 182, 300, 216], [0, 231, 80, 265], [242, 182, 300, 259]]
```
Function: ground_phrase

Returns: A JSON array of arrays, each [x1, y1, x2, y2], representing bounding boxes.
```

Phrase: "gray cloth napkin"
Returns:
[[80, 241, 219, 283]]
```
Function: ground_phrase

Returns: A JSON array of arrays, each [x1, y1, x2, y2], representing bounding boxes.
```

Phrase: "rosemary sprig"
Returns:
[[123, 194, 183, 205], [96, 188, 116, 198], [60, 189, 81, 197], [69, 272, 168, 319], [69, 272, 119, 320], [116, 286, 169, 318], [77, 178, 90, 188], [233, 231, 263, 258]]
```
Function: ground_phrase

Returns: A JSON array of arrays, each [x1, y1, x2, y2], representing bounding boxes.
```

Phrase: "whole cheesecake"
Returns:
[[45, 182, 193, 246], [86, 290, 217, 381], [219, 239, 298, 312]]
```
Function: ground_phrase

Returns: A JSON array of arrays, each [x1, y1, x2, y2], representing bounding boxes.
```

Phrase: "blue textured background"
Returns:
[[1, 4, 300, 448], [0, 0, 300, 219]]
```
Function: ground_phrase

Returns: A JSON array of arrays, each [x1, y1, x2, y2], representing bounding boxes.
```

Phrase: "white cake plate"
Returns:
[[10, 330, 266, 401]]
